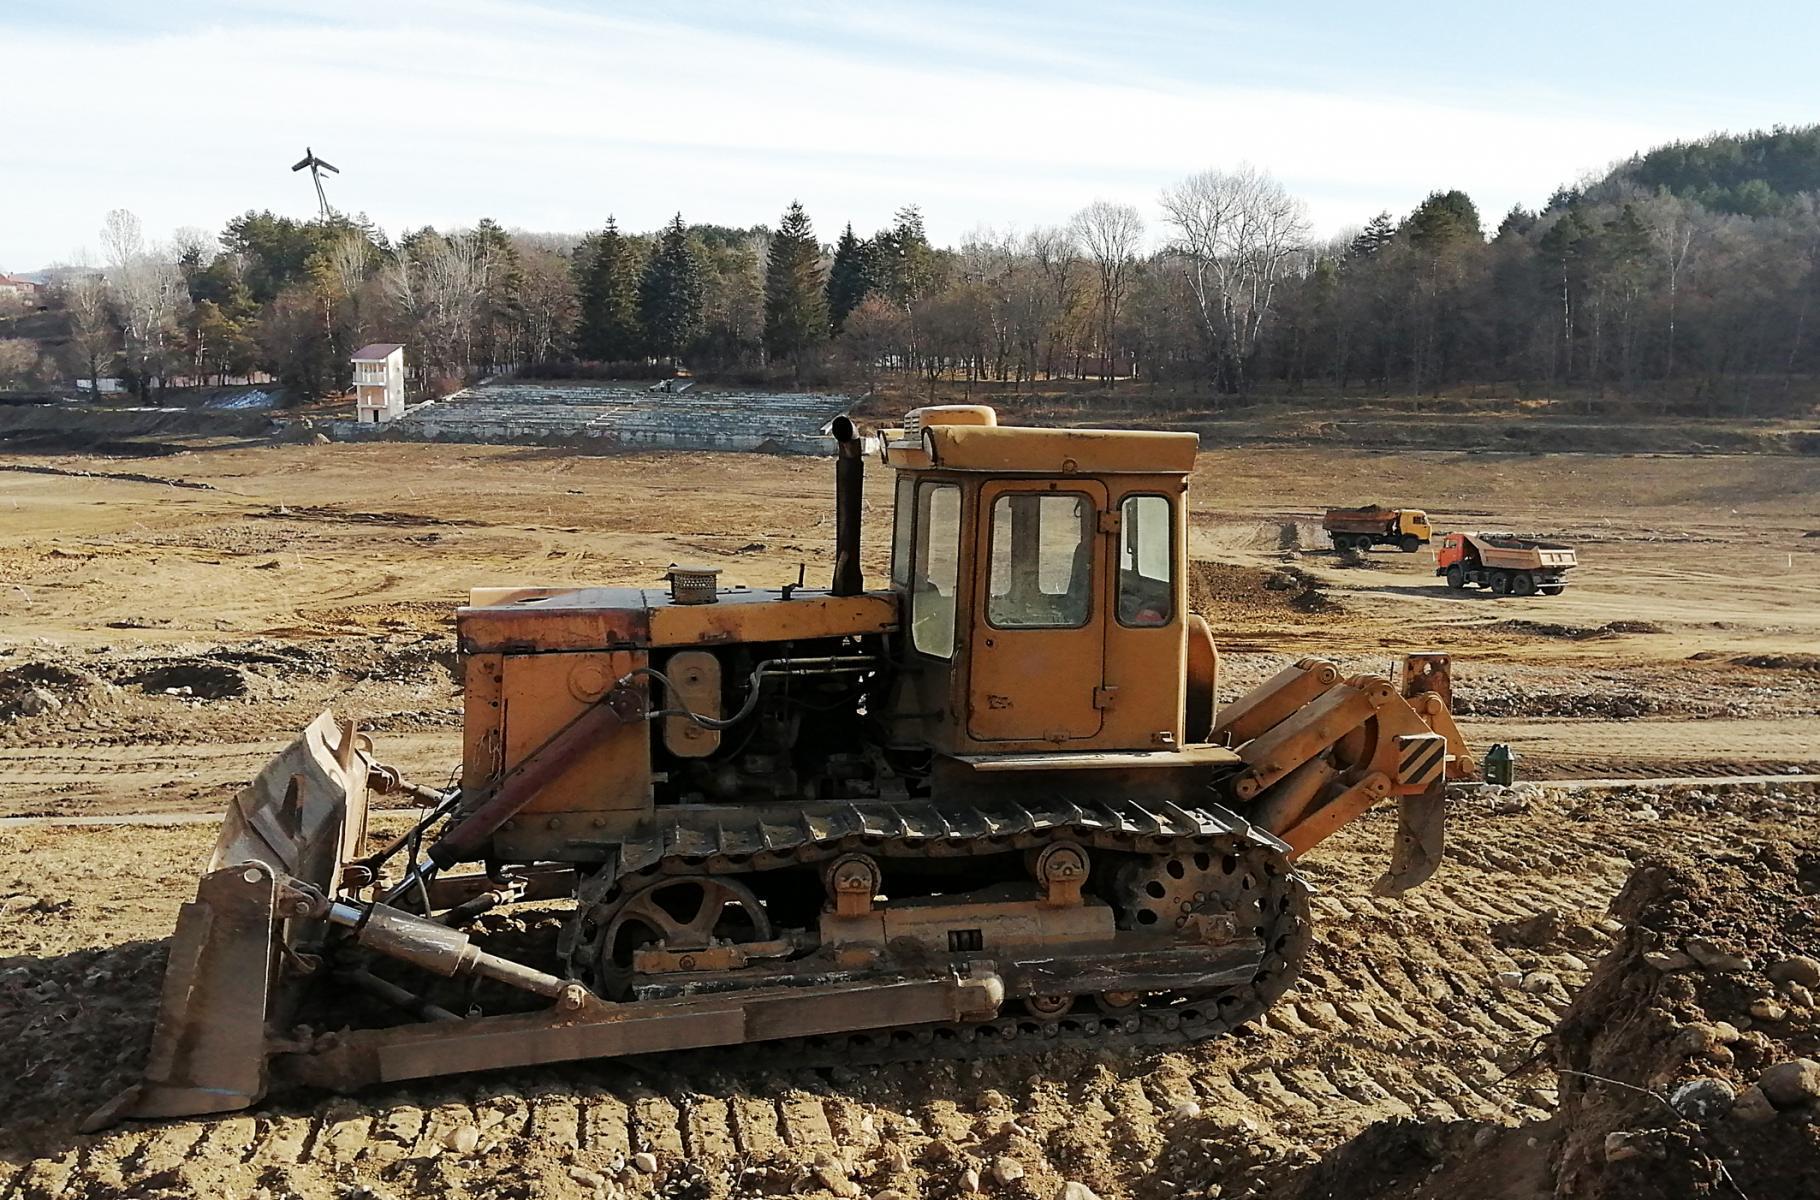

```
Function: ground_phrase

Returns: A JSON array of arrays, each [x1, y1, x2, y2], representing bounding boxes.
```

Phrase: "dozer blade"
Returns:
[[86, 711, 371, 1130], [1375, 786, 1446, 896]]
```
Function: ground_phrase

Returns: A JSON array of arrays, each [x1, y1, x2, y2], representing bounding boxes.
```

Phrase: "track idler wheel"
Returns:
[[590, 875, 772, 999]]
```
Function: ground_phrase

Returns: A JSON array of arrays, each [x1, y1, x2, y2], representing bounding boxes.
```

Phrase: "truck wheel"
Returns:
[[1399, 535, 1421, 553], [1539, 584, 1564, 596], [1445, 565, 1466, 590], [1511, 573, 1537, 597], [1489, 571, 1511, 595]]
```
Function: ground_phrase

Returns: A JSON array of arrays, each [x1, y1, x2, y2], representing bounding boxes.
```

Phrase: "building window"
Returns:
[[910, 482, 960, 658], [1116, 494, 1173, 627], [986, 492, 1092, 629]]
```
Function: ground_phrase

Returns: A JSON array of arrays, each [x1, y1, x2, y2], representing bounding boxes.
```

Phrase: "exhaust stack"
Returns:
[[831, 415, 863, 596]]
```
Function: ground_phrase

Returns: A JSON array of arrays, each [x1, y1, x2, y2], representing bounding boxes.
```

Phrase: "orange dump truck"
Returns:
[[1435, 532, 1577, 597], [1322, 506, 1432, 553]]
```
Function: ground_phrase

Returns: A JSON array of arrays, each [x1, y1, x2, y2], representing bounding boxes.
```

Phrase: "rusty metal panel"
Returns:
[[493, 650, 651, 830], [282, 976, 1001, 1089], [926, 425, 1199, 474], [374, 1009, 746, 1081], [461, 652, 505, 796], [457, 588, 653, 654], [85, 864, 279, 1127], [819, 896, 1113, 951], [1400, 652, 1453, 711], [660, 650, 722, 757], [647, 589, 898, 647]]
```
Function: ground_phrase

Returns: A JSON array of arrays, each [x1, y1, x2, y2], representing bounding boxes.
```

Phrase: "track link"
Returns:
[[562, 794, 1313, 1069], [685, 837, 1313, 1074]]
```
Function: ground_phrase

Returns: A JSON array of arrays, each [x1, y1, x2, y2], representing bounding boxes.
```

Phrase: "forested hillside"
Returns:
[[4, 125, 1817, 415], [1602, 125, 1820, 216]]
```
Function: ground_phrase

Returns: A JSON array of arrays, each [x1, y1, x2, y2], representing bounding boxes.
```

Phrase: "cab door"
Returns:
[[967, 478, 1107, 742]]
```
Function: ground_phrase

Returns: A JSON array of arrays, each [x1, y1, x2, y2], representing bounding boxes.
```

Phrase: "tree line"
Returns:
[[11, 124, 1818, 412]]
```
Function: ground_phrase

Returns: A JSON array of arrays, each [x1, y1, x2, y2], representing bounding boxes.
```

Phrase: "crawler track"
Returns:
[[567, 794, 1300, 1001], [5, 780, 1814, 1200]]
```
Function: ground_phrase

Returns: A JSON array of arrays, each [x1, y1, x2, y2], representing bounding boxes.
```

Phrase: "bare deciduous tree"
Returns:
[[58, 268, 116, 394], [1068, 201, 1144, 383], [958, 226, 1019, 383], [516, 245, 580, 366], [1160, 165, 1310, 394], [1026, 226, 1083, 379], [102, 209, 189, 397], [1640, 192, 1699, 382], [385, 231, 482, 387], [839, 295, 909, 395]]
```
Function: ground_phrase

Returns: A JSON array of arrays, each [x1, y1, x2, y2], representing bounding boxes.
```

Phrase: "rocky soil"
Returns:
[[1, 433, 1816, 1199], [1, 779, 1814, 1199]]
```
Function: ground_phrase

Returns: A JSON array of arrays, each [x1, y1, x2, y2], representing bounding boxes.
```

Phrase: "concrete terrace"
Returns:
[[331, 380, 854, 454]]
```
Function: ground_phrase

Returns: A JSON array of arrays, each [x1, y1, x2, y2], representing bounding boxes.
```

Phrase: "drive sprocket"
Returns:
[[1109, 836, 1312, 1028]]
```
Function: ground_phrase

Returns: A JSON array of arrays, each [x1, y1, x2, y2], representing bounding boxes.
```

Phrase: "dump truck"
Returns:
[[1435, 531, 1577, 596], [94, 405, 1474, 1128], [1322, 506, 1432, 553]]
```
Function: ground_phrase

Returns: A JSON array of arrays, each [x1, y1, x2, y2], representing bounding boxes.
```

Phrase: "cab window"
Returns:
[[986, 493, 1091, 628], [890, 474, 914, 587], [1117, 494, 1173, 627], [910, 482, 960, 657]]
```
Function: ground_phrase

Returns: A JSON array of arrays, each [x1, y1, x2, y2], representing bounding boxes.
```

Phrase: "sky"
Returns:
[[3, 0, 1816, 270]]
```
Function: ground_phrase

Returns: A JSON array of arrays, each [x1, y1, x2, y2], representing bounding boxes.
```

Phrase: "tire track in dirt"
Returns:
[[7, 780, 1814, 1200]]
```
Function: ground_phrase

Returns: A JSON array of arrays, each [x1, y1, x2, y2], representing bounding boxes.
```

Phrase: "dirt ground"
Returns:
[[1, 437, 1817, 1198]]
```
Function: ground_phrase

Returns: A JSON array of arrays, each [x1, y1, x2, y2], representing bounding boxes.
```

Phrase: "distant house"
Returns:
[[0, 275, 43, 305], [351, 342, 406, 424]]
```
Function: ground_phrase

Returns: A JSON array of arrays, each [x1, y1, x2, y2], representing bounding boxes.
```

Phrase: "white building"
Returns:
[[351, 342, 406, 423]]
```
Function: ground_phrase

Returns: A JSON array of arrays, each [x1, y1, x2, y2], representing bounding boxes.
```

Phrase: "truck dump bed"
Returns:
[[1322, 506, 1397, 534], [1467, 533, 1578, 572]]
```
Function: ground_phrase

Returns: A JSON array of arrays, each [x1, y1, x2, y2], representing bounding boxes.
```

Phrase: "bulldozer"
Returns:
[[92, 405, 1473, 1128]]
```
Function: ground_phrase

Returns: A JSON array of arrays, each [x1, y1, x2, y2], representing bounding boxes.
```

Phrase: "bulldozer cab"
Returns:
[[880, 406, 1197, 756]]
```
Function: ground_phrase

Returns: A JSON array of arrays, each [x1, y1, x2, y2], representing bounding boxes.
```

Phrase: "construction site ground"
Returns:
[[1, 438, 1817, 1198]]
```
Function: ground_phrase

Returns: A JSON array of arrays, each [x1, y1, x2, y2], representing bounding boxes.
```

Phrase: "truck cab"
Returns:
[[877, 405, 1207, 756], [1397, 509, 1433, 543]]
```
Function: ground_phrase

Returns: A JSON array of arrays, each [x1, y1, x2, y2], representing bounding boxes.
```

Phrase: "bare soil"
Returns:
[[1, 437, 1817, 1198]]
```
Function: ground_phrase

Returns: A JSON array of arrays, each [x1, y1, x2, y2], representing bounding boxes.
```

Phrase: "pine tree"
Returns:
[[1403, 190, 1482, 251], [574, 217, 641, 361], [638, 215, 705, 363], [877, 205, 936, 309], [1346, 212, 1395, 261], [1495, 205, 1538, 241], [763, 201, 829, 373], [825, 223, 874, 334], [469, 218, 523, 371]]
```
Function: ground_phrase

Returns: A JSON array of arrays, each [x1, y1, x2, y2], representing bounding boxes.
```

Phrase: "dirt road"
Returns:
[[0, 437, 1816, 1197]]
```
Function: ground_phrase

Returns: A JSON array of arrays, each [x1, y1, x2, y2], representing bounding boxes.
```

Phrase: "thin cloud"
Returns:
[[0, 1, 1805, 267]]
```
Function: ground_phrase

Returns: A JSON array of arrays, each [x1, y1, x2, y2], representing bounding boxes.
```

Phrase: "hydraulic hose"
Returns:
[[621, 656, 876, 731]]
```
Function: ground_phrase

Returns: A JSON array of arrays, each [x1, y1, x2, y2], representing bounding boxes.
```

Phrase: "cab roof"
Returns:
[[879, 409, 1198, 475]]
